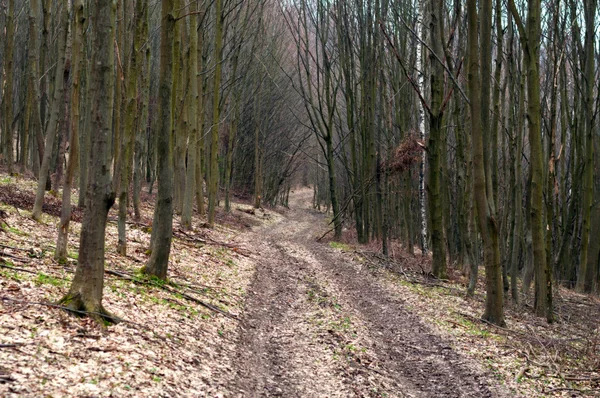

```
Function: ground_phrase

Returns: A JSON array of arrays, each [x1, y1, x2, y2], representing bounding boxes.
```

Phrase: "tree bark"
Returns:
[[58, 0, 117, 324], [55, 0, 85, 263], [2, 0, 15, 174], [32, 3, 69, 221], [467, 0, 505, 326], [144, 0, 175, 280], [208, 0, 223, 227]]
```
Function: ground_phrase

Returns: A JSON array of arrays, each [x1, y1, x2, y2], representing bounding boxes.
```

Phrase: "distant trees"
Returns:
[[1, 0, 599, 325], [280, 0, 599, 325]]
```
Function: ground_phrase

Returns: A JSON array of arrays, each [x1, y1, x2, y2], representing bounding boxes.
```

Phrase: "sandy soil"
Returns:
[[227, 189, 507, 397]]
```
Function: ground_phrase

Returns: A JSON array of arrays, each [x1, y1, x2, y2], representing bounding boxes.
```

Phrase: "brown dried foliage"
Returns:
[[387, 135, 424, 173]]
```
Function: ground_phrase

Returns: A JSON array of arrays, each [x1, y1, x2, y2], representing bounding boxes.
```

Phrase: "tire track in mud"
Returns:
[[229, 190, 506, 397], [229, 219, 353, 397]]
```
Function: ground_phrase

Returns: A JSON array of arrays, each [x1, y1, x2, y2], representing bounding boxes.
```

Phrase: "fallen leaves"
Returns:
[[0, 177, 257, 396]]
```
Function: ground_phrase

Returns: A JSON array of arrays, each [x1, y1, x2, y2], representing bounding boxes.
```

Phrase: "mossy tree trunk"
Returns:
[[509, 0, 553, 322], [58, 0, 117, 324]]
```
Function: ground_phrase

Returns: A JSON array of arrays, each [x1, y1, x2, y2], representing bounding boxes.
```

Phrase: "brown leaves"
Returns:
[[0, 179, 257, 396], [0, 183, 82, 221], [386, 135, 424, 174]]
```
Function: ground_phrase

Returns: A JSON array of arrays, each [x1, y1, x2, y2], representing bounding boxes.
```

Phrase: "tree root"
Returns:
[[56, 293, 121, 326]]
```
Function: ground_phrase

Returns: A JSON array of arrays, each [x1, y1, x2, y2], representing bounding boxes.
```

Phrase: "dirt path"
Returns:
[[228, 189, 505, 397]]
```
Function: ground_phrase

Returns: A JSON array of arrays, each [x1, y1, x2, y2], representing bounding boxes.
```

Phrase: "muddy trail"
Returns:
[[227, 189, 506, 398]]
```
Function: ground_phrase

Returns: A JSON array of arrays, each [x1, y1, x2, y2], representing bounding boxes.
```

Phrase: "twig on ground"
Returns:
[[105, 269, 239, 320], [515, 366, 530, 382], [0, 262, 37, 274], [0, 296, 139, 327], [0, 343, 27, 348], [174, 229, 252, 257]]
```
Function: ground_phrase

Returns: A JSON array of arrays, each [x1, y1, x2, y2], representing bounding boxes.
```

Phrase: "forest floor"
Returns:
[[0, 175, 598, 397]]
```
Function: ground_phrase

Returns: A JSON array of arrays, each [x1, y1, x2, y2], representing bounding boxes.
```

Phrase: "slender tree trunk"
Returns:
[[509, 0, 553, 322], [181, 1, 201, 229], [3, 0, 15, 174], [208, 0, 223, 227], [55, 0, 85, 263], [428, 0, 447, 278], [195, 29, 206, 216], [577, 0, 597, 293], [172, 0, 185, 214], [224, 101, 238, 213], [133, 1, 150, 221], [326, 133, 342, 239], [467, 0, 504, 326], [415, 2, 427, 254], [22, 0, 42, 173], [254, 122, 262, 209], [79, 21, 93, 208], [117, 0, 144, 255], [32, 4, 69, 221], [144, 0, 175, 280]]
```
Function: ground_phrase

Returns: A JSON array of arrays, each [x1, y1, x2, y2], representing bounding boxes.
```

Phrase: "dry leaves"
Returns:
[[0, 176, 262, 397]]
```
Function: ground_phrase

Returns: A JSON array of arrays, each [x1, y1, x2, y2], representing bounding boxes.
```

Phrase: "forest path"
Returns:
[[228, 189, 504, 398]]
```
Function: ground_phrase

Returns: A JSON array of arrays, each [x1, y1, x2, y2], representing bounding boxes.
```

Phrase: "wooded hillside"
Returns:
[[0, 0, 599, 396]]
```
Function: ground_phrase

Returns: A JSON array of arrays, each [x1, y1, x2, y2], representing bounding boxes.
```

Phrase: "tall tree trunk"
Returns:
[[117, 0, 144, 255], [576, 0, 597, 293], [467, 0, 505, 326], [415, 1, 428, 254], [79, 23, 93, 209], [22, 0, 42, 172], [181, 1, 201, 229], [428, 0, 447, 278], [58, 0, 117, 324], [208, 0, 223, 227], [55, 0, 85, 263], [172, 0, 185, 214], [133, 0, 151, 221], [195, 29, 206, 216], [224, 101, 238, 213], [509, 0, 553, 322], [32, 4, 69, 221], [3, 0, 15, 174], [144, 0, 175, 280]]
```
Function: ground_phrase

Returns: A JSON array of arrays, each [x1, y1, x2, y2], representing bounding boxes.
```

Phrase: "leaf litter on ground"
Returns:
[[0, 175, 279, 397]]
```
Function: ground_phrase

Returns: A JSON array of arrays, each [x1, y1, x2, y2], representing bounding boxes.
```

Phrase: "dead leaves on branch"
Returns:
[[386, 135, 425, 174]]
